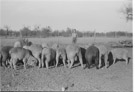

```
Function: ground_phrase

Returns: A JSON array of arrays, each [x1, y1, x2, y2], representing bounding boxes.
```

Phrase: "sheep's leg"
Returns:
[[55, 54, 59, 67], [87, 61, 91, 69], [41, 54, 44, 68], [38, 57, 41, 68], [6, 59, 10, 67], [67, 59, 70, 68], [45, 56, 50, 69], [78, 52, 84, 68], [23, 58, 27, 69], [98, 54, 102, 68], [95, 57, 99, 69], [126, 57, 129, 65], [62, 56, 66, 67], [123, 55, 128, 65], [113, 57, 116, 64], [13, 59, 17, 70], [69, 59, 74, 69], [104, 53, 109, 68], [9, 58, 13, 69]]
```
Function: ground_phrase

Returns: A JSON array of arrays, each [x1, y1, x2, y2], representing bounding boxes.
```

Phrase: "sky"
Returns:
[[0, 0, 132, 32]]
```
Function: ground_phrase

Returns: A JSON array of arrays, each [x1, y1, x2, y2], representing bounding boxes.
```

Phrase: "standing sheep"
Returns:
[[0, 46, 13, 67], [50, 43, 67, 67], [9, 47, 37, 70], [110, 48, 129, 65], [95, 44, 109, 68], [85, 45, 99, 69], [23, 44, 43, 68], [55, 46, 67, 67], [66, 44, 83, 69], [41, 47, 56, 69]]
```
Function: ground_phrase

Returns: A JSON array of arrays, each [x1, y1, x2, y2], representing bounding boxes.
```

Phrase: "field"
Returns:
[[0, 37, 133, 91]]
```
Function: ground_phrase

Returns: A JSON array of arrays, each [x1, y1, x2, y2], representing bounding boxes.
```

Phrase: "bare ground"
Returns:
[[0, 48, 132, 91]]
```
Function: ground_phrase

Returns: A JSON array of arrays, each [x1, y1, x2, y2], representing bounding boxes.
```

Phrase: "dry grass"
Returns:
[[0, 37, 132, 47]]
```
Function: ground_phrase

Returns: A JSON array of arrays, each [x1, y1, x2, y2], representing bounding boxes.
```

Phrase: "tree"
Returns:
[[66, 27, 72, 36], [41, 26, 52, 37], [120, 0, 132, 21], [20, 26, 31, 37], [33, 25, 41, 37], [52, 30, 59, 36], [0, 28, 6, 36]]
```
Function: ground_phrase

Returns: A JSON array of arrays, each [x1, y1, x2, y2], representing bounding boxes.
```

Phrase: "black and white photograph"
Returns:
[[0, 0, 133, 91]]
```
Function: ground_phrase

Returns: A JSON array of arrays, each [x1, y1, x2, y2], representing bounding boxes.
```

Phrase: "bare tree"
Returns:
[[120, 0, 132, 21]]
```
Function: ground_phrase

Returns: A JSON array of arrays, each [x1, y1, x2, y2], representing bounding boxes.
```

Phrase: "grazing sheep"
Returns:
[[23, 44, 43, 68], [95, 44, 109, 68], [110, 48, 129, 65], [85, 45, 99, 69], [50, 43, 67, 67], [9, 47, 37, 70], [66, 44, 83, 69], [0, 46, 13, 67], [41, 47, 56, 69], [55, 46, 67, 67]]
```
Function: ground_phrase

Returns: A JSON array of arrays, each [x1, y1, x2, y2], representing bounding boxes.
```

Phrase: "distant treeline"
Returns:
[[0, 26, 132, 38]]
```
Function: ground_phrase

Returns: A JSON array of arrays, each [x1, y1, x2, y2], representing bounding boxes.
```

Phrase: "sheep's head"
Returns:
[[18, 38, 32, 46], [27, 56, 38, 66]]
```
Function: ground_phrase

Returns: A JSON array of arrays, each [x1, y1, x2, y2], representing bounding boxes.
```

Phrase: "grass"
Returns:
[[0, 37, 132, 48]]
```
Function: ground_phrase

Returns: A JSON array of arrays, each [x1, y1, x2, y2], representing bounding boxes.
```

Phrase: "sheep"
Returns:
[[66, 44, 83, 69], [23, 44, 43, 68], [0, 46, 13, 67], [41, 47, 56, 69], [85, 45, 99, 69], [95, 44, 109, 68], [9, 47, 37, 70], [55, 45, 67, 67], [110, 48, 129, 65]]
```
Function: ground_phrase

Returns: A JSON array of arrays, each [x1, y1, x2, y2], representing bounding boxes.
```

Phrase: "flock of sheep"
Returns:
[[0, 38, 130, 70]]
